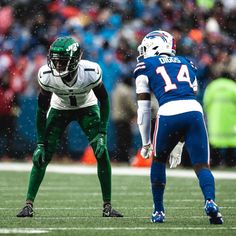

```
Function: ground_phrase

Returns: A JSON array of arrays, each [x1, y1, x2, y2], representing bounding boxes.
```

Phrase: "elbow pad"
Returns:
[[137, 100, 151, 146]]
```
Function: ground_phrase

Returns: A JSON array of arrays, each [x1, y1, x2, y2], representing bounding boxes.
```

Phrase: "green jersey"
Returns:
[[203, 77, 236, 147]]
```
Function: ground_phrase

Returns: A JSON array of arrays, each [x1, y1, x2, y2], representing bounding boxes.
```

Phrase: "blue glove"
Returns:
[[91, 133, 107, 159], [32, 144, 46, 167]]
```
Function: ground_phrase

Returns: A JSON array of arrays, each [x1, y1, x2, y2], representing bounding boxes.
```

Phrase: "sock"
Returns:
[[197, 168, 215, 202], [26, 165, 47, 201], [151, 161, 166, 212], [96, 149, 111, 202]]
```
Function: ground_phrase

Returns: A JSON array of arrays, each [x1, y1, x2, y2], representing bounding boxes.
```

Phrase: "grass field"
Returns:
[[0, 163, 236, 236]]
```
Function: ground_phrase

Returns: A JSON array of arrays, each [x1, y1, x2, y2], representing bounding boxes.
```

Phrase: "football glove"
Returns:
[[169, 141, 185, 168], [91, 133, 107, 159], [140, 143, 153, 159], [32, 144, 46, 167]]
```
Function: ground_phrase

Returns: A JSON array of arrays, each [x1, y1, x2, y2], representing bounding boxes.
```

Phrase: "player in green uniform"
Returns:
[[17, 36, 123, 218]]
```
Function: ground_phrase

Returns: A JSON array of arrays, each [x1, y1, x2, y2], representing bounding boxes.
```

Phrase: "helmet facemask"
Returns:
[[137, 30, 176, 61], [48, 37, 82, 79]]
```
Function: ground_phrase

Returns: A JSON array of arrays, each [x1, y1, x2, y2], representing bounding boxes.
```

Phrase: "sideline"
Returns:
[[0, 162, 236, 179]]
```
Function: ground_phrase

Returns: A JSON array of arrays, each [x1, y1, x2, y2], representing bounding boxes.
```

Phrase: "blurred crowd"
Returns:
[[0, 0, 236, 165]]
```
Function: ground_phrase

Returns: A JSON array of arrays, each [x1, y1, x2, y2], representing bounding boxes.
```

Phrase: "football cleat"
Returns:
[[205, 200, 223, 224], [16, 204, 34, 217], [151, 211, 165, 223], [102, 203, 123, 217]]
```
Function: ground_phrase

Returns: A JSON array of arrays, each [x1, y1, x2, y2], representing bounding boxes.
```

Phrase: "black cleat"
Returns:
[[17, 204, 34, 217], [103, 203, 123, 217]]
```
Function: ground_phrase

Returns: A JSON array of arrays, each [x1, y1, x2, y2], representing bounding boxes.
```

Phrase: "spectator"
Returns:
[[111, 75, 137, 162], [0, 70, 20, 159], [0, 0, 235, 160], [203, 74, 236, 166]]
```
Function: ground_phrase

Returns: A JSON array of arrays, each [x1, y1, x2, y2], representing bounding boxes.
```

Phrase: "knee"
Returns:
[[193, 163, 210, 175], [91, 143, 108, 160], [33, 162, 48, 170], [32, 153, 52, 169], [152, 156, 166, 164]]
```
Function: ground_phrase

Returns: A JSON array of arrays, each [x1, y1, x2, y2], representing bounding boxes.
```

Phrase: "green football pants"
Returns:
[[26, 105, 111, 202]]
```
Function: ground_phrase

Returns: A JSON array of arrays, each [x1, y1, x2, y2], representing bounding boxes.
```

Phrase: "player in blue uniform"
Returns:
[[134, 30, 223, 224]]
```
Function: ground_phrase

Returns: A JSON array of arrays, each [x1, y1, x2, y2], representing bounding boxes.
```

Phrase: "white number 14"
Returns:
[[156, 65, 193, 92]]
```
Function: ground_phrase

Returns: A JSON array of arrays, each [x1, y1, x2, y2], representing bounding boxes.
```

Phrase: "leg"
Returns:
[[151, 115, 181, 223], [17, 108, 70, 217], [185, 112, 216, 202], [185, 112, 223, 224], [114, 121, 132, 162], [78, 105, 122, 217], [224, 148, 236, 167], [150, 158, 166, 223], [78, 106, 112, 202]]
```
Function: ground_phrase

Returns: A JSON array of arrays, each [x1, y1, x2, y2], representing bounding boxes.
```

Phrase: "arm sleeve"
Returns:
[[36, 91, 51, 144], [135, 75, 150, 94], [93, 83, 110, 134], [137, 100, 151, 146], [135, 67, 152, 146]]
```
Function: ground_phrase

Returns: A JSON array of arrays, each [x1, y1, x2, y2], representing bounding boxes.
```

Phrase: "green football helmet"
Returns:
[[48, 36, 82, 77]]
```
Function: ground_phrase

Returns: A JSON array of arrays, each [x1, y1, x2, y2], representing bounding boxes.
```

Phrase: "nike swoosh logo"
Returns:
[[103, 212, 110, 216]]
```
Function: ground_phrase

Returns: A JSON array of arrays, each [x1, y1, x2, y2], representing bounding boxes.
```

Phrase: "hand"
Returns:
[[32, 144, 46, 167], [169, 142, 184, 168], [140, 143, 153, 159], [92, 133, 107, 159]]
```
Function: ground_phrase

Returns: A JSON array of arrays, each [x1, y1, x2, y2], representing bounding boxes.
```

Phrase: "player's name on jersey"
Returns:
[[159, 57, 181, 64]]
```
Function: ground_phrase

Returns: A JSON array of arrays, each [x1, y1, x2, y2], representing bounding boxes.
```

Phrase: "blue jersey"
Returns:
[[134, 56, 197, 106]]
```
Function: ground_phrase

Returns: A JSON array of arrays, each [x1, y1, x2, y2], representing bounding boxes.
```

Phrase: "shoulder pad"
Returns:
[[133, 61, 146, 74], [38, 65, 52, 91], [183, 57, 197, 70], [133, 59, 153, 79], [80, 60, 102, 87]]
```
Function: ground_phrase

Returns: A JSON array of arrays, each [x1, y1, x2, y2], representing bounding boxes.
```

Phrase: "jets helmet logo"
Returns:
[[66, 43, 79, 53]]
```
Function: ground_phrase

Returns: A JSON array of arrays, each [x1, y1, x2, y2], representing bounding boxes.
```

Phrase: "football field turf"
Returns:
[[0, 163, 235, 236]]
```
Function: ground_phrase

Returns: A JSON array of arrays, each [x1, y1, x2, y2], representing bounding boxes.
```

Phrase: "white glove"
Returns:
[[169, 141, 185, 168], [140, 144, 153, 159]]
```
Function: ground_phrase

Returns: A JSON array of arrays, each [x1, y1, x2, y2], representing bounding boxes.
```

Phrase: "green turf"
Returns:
[[0, 169, 235, 236]]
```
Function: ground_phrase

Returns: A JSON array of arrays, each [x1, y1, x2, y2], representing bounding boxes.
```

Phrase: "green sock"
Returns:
[[26, 165, 47, 202], [96, 150, 111, 202]]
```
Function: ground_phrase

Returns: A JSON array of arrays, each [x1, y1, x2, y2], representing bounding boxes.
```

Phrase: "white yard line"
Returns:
[[0, 228, 49, 234], [0, 227, 236, 234], [0, 162, 236, 179]]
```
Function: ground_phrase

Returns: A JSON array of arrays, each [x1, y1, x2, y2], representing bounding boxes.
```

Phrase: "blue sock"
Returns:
[[150, 161, 166, 212], [197, 168, 215, 202]]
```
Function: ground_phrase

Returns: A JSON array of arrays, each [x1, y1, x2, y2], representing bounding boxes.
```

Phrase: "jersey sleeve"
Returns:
[[192, 76, 198, 93], [133, 60, 151, 94], [38, 65, 53, 92], [181, 57, 198, 92], [184, 57, 197, 72]]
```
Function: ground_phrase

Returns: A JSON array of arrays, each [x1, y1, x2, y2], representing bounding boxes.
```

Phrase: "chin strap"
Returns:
[[61, 70, 78, 85]]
